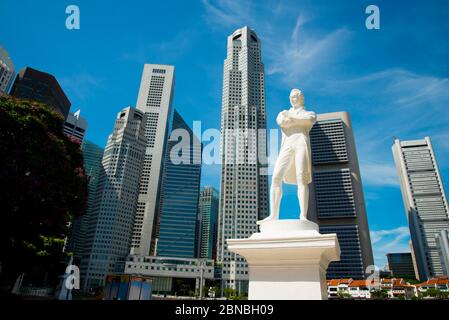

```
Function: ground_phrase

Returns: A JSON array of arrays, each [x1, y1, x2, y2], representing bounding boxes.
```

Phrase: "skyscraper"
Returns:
[[10, 67, 71, 120], [130, 64, 175, 256], [153, 110, 202, 258], [309, 112, 374, 280], [387, 253, 416, 278], [81, 107, 147, 290], [198, 186, 219, 259], [64, 110, 88, 144], [65, 140, 104, 260], [0, 46, 14, 95], [436, 230, 449, 276], [63, 111, 88, 254], [217, 27, 269, 293], [392, 137, 449, 280]]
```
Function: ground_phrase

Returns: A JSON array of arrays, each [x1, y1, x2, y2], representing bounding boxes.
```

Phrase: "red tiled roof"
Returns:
[[416, 277, 449, 287], [328, 279, 341, 286], [348, 280, 370, 287], [339, 278, 352, 284]]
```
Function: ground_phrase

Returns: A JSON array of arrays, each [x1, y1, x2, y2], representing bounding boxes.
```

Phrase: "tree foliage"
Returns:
[[337, 290, 352, 299], [423, 288, 449, 299], [371, 289, 389, 300], [0, 96, 88, 294]]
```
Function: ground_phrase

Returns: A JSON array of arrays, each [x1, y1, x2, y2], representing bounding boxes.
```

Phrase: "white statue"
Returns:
[[263, 89, 316, 222]]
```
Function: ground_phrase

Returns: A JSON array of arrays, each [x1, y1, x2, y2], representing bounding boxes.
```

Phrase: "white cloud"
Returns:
[[360, 163, 399, 187], [370, 226, 411, 268], [329, 69, 449, 187], [121, 29, 195, 64], [267, 27, 351, 86], [320, 68, 449, 114], [59, 73, 103, 101], [201, 0, 254, 29]]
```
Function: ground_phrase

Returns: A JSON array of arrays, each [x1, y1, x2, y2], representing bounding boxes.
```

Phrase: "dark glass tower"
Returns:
[[154, 110, 202, 258], [309, 112, 374, 280], [387, 253, 416, 278], [10, 67, 71, 120], [65, 140, 104, 259], [197, 186, 219, 259]]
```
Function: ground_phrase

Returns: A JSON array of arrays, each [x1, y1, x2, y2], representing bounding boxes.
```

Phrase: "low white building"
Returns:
[[416, 277, 449, 294], [348, 280, 371, 299], [124, 255, 215, 294], [327, 279, 353, 298], [328, 278, 419, 299]]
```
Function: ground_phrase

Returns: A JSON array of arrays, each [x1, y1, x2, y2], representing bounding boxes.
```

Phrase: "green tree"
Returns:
[[411, 293, 423, 300], [223, 287, 238, 299], [371, 289, 389, 300], [0, 96, 88, 295], [337, 290, 352, 299], [423, 288, 445, 299]]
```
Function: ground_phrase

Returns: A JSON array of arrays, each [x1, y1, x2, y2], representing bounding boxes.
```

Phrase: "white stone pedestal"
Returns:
[[227, 219, 340, 300]]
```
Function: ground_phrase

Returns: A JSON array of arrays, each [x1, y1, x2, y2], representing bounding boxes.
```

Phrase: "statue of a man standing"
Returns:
[[263, 89, 316, 222]]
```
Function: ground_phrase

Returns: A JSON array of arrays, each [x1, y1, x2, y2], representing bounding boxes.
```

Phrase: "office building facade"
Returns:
[[131, 64, 175, 256], [393, 137, 449, 280], [387, 253, 416, 278], [64, 109, 88, 144], [81, 107, 147, 290], [217, 27, 269, 293], [65, 140, 104, 259], [10, 67, 71, 119], [0, 46, 14, 95], [436, 230, 449, 276], [308, 112, 374, 280], [153, 110, 202, 258], [197, 186, 219, 259]]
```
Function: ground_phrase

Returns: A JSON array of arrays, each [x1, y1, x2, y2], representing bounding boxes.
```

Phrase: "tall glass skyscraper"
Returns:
[[436, 230, 449, 276], [153, 110, 202, 258], [197, 186, 219, 259], [387, 253, 416, 278], [217, 26, 269, 293], [309, 112, 374, 280], [81, 107, 147, 290], [65, 140, 103, 259], [392, 137, 449, 280], [131, 64, 175, 256]]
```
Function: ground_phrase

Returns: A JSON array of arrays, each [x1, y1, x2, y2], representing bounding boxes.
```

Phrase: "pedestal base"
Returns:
[[227, 219, 340, 300]]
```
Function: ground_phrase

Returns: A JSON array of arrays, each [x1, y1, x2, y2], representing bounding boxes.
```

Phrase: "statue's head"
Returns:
[[290, 89, 305, 109]]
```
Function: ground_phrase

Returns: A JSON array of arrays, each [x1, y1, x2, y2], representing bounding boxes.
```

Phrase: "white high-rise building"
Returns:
[[0, 46, 14, 95], [130, 64, 175, 256], [217, 27, 269, 293], [392, 137, 449, 280], [81, 107, 147, 290]]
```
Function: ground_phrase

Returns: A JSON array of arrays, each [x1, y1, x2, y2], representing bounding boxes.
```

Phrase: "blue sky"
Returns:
[[2, 0, 449, 268]]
